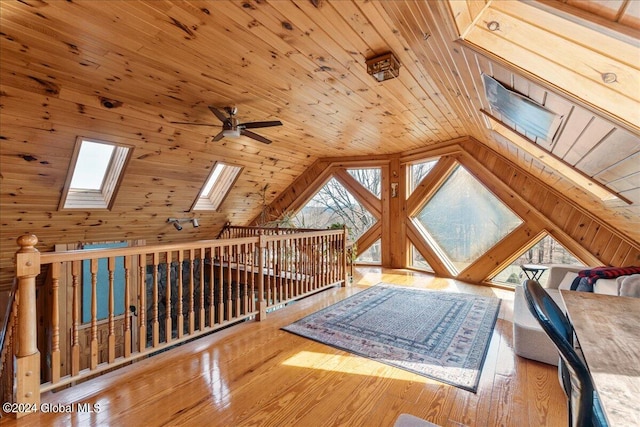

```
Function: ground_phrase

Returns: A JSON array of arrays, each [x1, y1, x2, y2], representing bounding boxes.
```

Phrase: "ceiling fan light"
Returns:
[[222, 129, 241, 138]]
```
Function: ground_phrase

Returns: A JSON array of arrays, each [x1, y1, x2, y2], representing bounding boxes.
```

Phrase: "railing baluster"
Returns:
[[285, 239, 291, 300], [247, 243, 254, 312], [294, 238, 300, 297], [50, 262, 61, 384], [302, 237, 308, 294], [234, 244, 241, 317], [138, 254, 146, 353], [242, 244, 248, 314], [276, 240, 282, 304], [217, 246, 224, 324], [257, 234, 266, 320], [152, 253, 159, 347], [293, 238, 299, 297], [208, 246, 215, 327], [107, 257, 116, 363], [199, 248, 205, 330], [282, 240, 288, 301], [90, 258, 99, 370], [124, 256, 131, 358], [188, 249, 195, 334], [266, 242, 273, 307], [165, 251, 172, 344], [226, 245, 232, 321], [312, 236, 318, 290], [71, 260, 80, 375], [328, 235, 332, 285], [177, 250, 184, 339], [323, 236, 328, 286]]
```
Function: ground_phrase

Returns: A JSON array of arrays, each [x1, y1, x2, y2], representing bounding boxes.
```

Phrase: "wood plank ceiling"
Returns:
[[1, 0, 638, 289]]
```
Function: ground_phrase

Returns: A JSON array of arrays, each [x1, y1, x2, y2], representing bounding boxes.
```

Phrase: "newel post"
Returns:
[[14, 234, 41, 417], [256, 232, 267, 321]]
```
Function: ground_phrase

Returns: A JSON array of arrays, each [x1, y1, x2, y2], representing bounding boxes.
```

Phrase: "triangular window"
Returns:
[[407, 159, 438, 196], [346, 168, 381, 198], [409, 242, 433, 272], [292, 177, 378, 241], [356, 239, 381, 264], [491, 234, 585, 287]]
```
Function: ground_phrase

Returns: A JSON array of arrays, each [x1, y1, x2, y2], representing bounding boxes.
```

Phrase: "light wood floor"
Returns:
[[2, 268, 567, 426]]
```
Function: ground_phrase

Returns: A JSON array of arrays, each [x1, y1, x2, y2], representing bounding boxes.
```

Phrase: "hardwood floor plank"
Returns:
[[2, 267, 567, 426]]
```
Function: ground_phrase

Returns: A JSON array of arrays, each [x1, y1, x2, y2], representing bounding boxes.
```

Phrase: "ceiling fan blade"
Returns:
[[170, 121, 220, 126], [240, 120, 283, 129], [212, 131, 225, 141], [208, 106, 229, 123], [241, 129, 272, 144]]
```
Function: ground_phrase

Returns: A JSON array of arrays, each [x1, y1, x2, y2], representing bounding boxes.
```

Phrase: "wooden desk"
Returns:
[[560, 290, 640, 426]]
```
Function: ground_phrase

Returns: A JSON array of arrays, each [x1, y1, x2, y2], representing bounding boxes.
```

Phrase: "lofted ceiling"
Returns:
[[1, 0, 639, 289]]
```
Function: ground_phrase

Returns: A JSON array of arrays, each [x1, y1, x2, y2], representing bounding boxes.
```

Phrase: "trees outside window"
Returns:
[[492, 234, 584, 286], [292, 175, 378, 242], [408, 159, 438, 196], [413, 165, 523, 274], [347, 168, 381, 198]]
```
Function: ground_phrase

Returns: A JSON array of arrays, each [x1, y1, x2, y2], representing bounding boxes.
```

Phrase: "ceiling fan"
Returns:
[[170, 106, 282, 144]]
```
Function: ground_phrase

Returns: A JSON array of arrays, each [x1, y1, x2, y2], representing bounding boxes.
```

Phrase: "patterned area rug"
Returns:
[[282, 283, 501, 393]]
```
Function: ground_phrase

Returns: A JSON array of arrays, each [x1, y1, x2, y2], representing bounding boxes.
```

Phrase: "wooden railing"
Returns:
[[217, 223, 325, 239], [8, 228, 347, 417]]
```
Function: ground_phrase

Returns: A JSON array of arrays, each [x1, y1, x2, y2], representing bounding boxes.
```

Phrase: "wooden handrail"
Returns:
[[9, 228, 347, 417]]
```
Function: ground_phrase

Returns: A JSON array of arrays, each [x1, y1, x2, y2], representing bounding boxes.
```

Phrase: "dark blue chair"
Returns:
[[523, 279, 608, 427]]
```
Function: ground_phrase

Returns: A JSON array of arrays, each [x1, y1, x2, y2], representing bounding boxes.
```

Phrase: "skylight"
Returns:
[[192, 162, 242, 211], [482, 73, 562, 142], [70, 141, 115, 190], [60, 137, 131, 210]]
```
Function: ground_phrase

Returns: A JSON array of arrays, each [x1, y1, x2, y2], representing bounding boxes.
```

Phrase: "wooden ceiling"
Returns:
[[1, 0, 639, 288]]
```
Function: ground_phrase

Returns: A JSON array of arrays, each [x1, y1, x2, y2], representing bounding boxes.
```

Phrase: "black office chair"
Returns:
[[523, 280, 608, 427]]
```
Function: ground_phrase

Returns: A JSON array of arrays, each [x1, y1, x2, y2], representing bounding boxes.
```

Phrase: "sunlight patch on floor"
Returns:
[[282, 350, 445, 385]]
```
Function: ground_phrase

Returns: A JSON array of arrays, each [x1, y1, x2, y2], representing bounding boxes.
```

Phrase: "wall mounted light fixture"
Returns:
[[167, 217, 199, 230]]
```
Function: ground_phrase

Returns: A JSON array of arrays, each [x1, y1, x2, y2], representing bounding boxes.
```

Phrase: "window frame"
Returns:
[[191, 161, 243, 211], [59, 137, 132, 210], [410, 163, 524, 275]]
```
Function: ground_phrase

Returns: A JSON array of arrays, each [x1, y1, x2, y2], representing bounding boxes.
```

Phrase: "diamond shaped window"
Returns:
[[413, 165, 523, 274]]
